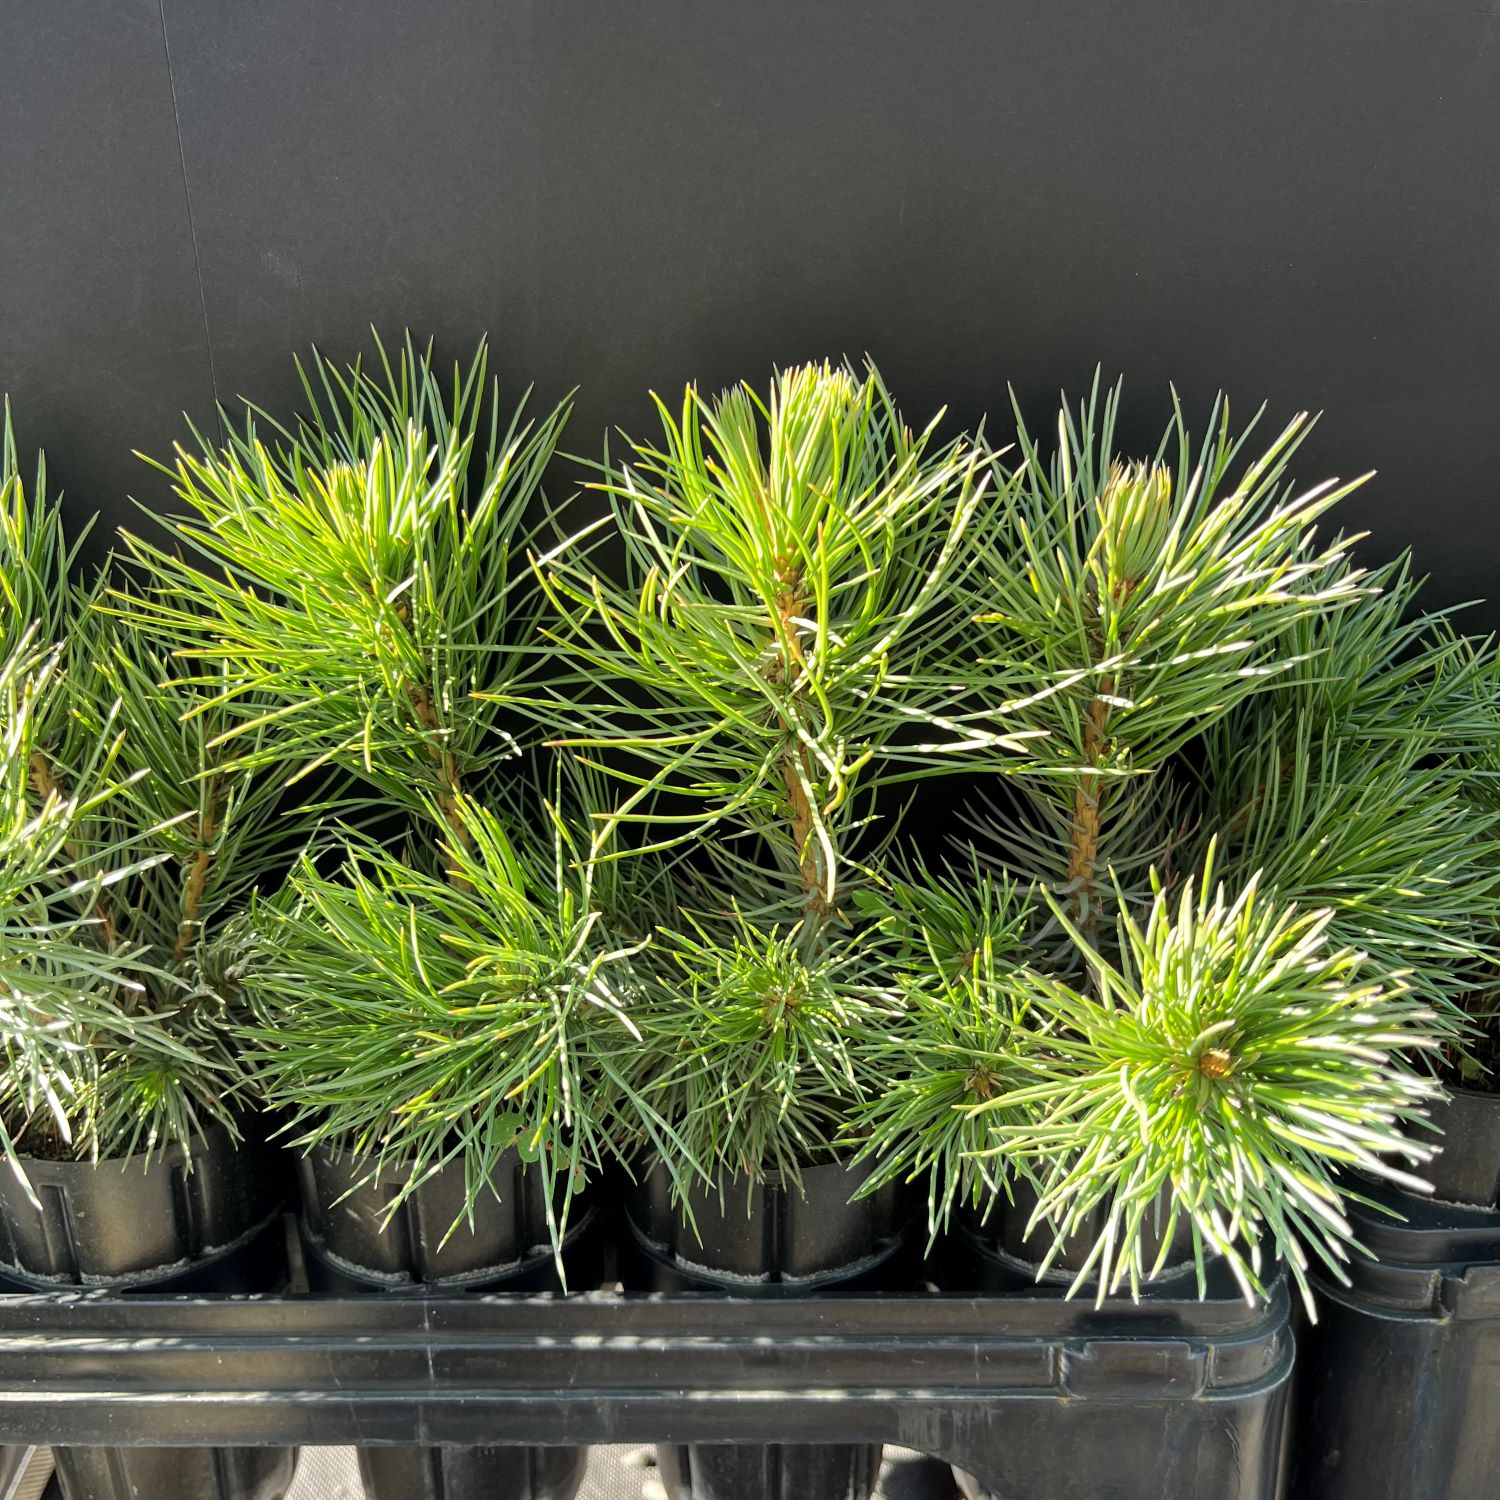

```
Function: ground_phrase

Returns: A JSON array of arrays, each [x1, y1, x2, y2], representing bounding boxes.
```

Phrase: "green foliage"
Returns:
[[848, 380, 1482, 1309], [0, 413, 300, 1164], [122, 335, 571, 845], [617, 896, 895, 1193], [0, 634, 224, 1172], [1442, 633, 1500, 1078], [959, 377, 1368, 946], [527, 361, 1037, 1207], [0, 641, 166, 1167], [0, 401, 86, 659], [1201, 566, 1500, 1037], [111, 338, 616, 1237], [534, 361, 1021, 899], [45, 596, 312, 1157], [237, 785, 647, 1252], [848, 861, 1058, 1232], [979, 863, 1442, 1308], [52, 351, 1496, 1313]]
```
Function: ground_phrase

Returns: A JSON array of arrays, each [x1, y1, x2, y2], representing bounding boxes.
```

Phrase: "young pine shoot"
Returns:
[[534, 361, 1025, 911], [122, 335, 571, 856], [960, 378, 1368, 955], [976, 858, 1444, 1312]]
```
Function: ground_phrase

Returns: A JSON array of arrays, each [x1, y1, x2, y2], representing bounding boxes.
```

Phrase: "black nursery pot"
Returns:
[[297, 1141, 592, 1500], [1289, 1086, 1500, 1500], [1291, 1176, 1500, 1500], [1421, 1084, 1500, 1209], [0, 1121, 286, 1290], [943, 1179, 1200, 1500], [947, 1176, 1197, 1292], [626, 1157, 909, 1500], [0, 1123, 296, 1500]]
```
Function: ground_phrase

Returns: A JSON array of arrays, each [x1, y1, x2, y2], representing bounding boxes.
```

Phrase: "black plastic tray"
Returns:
[[0, 1265, 1293, 1500]]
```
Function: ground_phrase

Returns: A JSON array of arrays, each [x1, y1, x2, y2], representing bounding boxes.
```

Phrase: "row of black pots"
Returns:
[[0, 1125, 1201, 1500], [0, 1124, 594, 1500], [308, 1152, 915, 1500], [4, 1085, 1495, 1500]]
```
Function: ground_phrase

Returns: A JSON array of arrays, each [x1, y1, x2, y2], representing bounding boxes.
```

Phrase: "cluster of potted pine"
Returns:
[[4, 346, 1499, 1500], [525, 368, 1500, 1498]]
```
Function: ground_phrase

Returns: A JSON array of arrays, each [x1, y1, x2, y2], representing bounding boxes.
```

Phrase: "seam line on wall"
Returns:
[[157, 0, 224, 437]]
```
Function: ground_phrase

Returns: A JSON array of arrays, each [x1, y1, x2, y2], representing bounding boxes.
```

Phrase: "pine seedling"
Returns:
[[0, 639, 188, 1171], [236, 775, 651, 1252], [857, 380, 1477, 1308], [978, 859, 1443, 1312], [618, 903, 896, 1198], [1, 411, 304, 1162], [54, 598, 316, 1156], [1443, 636, 1500, 1080], [121, 334, 571, 856], [534, 361, 1025, 911], [0, 400, 85, 660], [531, 362, 1026, 1203], [1202, 566, 1500, 1040], [848, 859, 1061, 1234], [122, 340, 641, 1244], [959, 377, 1369, 955]]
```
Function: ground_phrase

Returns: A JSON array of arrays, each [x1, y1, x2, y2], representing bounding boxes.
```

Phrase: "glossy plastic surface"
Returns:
[[625, 1158, 907, 1290], [298, 1142, 598, 1293], [356, 1446, 587, 1500], [298, 1143, 587, 1500], [0, 1125, 283, 1287], [1423, 1087, 1500, 1210], [0, 1268, 1295, 1500], [1294, 1180, 1500, 1500], [959, 1178, 1196, 1286], [52, 1446, 296, 1500], [0, 1131, 296, 1500], [626, 1160, 900, 1500]]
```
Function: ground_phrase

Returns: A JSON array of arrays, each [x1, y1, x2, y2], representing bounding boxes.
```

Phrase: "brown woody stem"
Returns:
[[1064, 686, 1111, 941], [175, 774, 220, 963], [28, 750, 117, 950], [772, 578, 831, 923], [408, 680, 474, 889]]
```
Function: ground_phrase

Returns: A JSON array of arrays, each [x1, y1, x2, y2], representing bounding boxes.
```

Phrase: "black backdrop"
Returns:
[[2, 1, 1497, 618]]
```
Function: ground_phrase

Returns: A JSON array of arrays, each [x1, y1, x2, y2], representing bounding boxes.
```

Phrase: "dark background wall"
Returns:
[[2, 2, 1497, 617]]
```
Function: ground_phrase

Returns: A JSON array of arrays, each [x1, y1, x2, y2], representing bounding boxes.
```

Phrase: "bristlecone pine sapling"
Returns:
[[124, 338, 633, 1249], [533, 362, 1023, 1201]]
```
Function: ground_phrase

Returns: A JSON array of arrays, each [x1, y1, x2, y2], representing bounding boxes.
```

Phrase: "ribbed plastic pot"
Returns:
[[626, 1157, 908, 1500], [1422, 1085, 1500, 1209], [298, 1141, 591, 1500], [44, 1448, 295, 1500], [949, 1176, 1197, 1292], [0, 1124, 296, 1500], [1292, 1175, 1500, 1500], [354, 1447, 587, 1500]]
